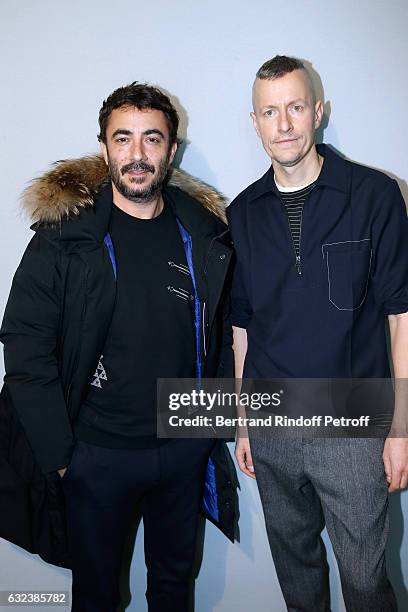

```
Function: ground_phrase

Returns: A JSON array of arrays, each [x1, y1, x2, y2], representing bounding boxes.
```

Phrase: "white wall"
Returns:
[[0, 1, 407, 610]]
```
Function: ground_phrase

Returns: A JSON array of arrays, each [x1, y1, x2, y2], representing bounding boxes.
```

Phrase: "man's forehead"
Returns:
[[106, 106, 168, 132], [252, 70, 312, 108]]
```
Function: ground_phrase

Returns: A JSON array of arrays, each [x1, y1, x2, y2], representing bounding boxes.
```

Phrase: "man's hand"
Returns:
[[235, 436, 256, 479], [386, 312, 408, 492], [382, 437, 408, 492], [232, 326, 255, 478], [57, 467, 67, 478]]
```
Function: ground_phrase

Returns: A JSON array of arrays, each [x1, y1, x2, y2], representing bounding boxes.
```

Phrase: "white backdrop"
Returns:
[[1, 1, 407, 610]]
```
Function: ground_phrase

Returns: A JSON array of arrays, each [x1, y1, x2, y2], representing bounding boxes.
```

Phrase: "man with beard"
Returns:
[[0, 83, 235, 611], [229, 56, 408, 611]]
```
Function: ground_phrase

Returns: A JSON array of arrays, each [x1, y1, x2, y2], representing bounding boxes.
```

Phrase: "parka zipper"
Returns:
[[202, 228, 230, 360]]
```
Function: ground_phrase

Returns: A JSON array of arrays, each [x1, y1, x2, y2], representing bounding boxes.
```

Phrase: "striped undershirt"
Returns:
[[276, 180, 317, 258]]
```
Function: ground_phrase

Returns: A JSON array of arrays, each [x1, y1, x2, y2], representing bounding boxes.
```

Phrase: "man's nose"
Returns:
[[277, 110, 292, 133], [129, 140, 147, 161]]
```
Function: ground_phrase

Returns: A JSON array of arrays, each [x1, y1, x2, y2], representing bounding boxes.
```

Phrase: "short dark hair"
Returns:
[[255, 55, 316, 102], [98, 82, 179, 145], [256, 55, 306, 80]]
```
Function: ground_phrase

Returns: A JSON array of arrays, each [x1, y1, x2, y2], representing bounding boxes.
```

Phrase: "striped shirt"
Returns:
[[276, 181, 317, 258]]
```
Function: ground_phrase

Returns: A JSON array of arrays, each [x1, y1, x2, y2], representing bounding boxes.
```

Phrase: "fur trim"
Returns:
[[22, 155, 227, 224]]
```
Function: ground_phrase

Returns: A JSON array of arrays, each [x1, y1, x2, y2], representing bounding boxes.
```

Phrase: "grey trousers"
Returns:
[[249, 435, 397, 612]]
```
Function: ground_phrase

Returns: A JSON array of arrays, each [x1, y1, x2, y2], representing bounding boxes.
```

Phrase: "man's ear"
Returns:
[[314, 100, 324, 130], [168, 141, 178, 165], [250, 111, 261, 138], [99, 141, 109, 165]]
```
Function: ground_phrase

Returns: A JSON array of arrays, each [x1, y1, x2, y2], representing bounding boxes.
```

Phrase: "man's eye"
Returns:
[[115, 137, 129, 143], [264, 109, 275, 117], [146, 137, 160, 143], [293, 105, 303, 112]]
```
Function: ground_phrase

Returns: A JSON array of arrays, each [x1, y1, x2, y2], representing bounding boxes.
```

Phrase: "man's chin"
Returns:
[[127, 175, 153, 186], [116, 180, 163, 204], [124, 190, 157, 204], [272, 153, 304, 168], [122, 178, 156, 201]]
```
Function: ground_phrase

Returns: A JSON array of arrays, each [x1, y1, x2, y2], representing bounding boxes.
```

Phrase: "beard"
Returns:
[[108, 152, 171, 204]]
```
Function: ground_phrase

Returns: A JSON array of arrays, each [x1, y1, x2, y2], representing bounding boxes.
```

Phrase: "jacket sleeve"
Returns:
[[226, 202, 253, 329], [217, 289, 234, 378], [0, 235, 74, 474], [371, 180, 408, 315]]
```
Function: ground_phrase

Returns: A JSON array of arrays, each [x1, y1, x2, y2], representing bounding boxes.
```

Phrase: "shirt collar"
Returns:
[[248, 144, 349, 203]]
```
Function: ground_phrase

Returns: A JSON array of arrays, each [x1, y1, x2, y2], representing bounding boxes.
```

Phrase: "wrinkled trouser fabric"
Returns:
[[249, 434, 397, 612], [62, 438, 213, 612]]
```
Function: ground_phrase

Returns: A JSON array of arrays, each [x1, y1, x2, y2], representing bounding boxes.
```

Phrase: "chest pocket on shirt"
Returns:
[[322, 239, 372, 311]]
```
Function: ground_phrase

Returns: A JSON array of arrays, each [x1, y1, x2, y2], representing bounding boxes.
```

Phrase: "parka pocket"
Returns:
[[322, 239, 372, 311], [61, 441, 80, 482]]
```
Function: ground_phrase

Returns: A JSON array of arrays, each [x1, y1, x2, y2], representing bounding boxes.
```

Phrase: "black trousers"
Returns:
[[61, 438, 214, 612]]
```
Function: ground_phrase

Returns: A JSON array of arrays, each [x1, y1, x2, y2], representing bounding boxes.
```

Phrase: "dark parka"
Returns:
[[0, 156, 239, 566]]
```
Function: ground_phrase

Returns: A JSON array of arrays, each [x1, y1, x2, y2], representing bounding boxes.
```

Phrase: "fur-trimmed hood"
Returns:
[[22, 155, 227, 225]]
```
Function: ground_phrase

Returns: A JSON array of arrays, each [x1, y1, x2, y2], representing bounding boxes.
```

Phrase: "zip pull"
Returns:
[[168, 260, 191, 276], [296, 255, 302, 275]]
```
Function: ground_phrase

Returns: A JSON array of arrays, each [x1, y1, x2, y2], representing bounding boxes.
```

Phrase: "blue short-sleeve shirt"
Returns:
[[227, 144, 408, 378]]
